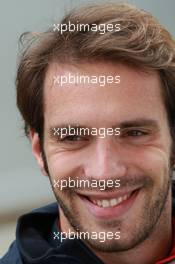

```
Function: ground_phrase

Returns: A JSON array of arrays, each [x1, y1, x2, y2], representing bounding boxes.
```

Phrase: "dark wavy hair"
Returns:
[[16, 3, 175, 154]]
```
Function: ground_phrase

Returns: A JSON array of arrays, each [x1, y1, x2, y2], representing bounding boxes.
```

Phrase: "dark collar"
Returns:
[[16, 203, 104, 264]]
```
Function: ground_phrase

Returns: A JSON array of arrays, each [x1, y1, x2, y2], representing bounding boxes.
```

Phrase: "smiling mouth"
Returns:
[[89, 192, 133, 208], [77, 188, 141, 219], [78, 189, 139, 208]]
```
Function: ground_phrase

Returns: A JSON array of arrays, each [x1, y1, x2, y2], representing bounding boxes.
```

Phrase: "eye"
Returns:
[[60, 135, 87, 142], [126, 130, 148, 137]]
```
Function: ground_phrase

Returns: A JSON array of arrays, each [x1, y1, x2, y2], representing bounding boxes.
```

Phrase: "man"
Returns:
[[1, 2, 175, 264]]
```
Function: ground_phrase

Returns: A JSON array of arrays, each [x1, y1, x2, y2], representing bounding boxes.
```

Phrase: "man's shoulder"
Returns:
[[0, 241, 22, 264], [29, 202, 58, 214], [0, 203, 58, 264]]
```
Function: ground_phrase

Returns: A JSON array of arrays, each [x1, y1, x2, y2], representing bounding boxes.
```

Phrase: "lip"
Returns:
[[77, 188, 140, 220], [76, 186, 141, 200]]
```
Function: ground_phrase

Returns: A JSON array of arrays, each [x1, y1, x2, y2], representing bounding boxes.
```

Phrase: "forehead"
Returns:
[[43, 61, 166, 127]]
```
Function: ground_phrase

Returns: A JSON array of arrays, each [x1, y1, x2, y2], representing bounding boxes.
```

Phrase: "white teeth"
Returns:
[[110, 198, 117, 206], [96, 200, 102, 207], [91, 193, 131, 208], [101, 200, 110, 208]]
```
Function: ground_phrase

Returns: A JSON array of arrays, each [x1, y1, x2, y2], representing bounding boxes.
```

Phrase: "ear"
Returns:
[[29, 130, 48, 176]]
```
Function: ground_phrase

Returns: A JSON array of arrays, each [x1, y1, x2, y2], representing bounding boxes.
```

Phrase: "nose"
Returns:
[[84, 138, 128, 180]]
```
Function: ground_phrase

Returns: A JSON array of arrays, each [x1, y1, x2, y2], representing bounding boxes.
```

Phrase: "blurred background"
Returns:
[[0, 0, 175, 256]]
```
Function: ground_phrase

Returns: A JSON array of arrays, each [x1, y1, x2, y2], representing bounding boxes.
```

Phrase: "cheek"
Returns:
[[46, 151, 83, 181], [137, 147, 170, 186]]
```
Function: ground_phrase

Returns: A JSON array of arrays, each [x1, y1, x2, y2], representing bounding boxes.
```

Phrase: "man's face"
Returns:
[[40, 62, 172, 251]]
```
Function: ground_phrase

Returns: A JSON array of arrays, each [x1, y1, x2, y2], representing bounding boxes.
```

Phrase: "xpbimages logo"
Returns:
[[53, 21, 121, 34], [53, 230, 121, 243], [53, 177, 121, 191], [53, 73, 120, 87], [52, 125, 121, 139]]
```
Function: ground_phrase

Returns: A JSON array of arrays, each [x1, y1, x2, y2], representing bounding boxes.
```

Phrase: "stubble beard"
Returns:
[[50, 172, 171, 253]]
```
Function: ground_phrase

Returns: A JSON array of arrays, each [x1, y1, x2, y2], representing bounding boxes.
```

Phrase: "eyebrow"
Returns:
[[48, 118, 160, 137], [118, 119, 160, 130]]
